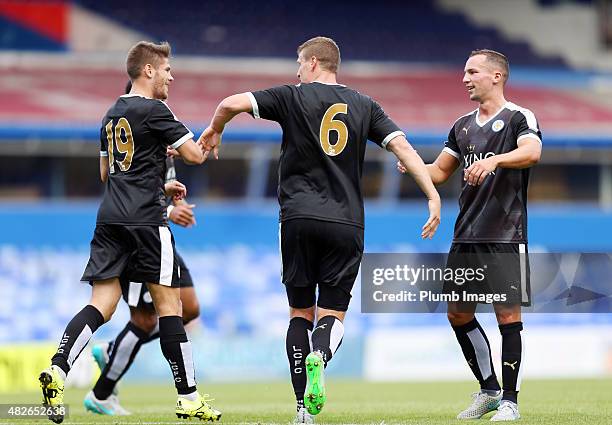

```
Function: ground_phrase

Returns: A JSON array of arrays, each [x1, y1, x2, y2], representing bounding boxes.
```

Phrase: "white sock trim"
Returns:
[[466, 327, 493, 381], [179, 390, 198, 401], [107, 330, 140, 380], [329, 319, 345, 356]]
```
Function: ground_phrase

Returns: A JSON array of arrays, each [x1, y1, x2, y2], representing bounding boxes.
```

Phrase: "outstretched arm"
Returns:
[[400, 150, 459, 185], [427, 151, 460, 185], [398, 150, 460, 185], [174, 139, 204, 165], [199, 93, 253, 160], [387, 136, 441, 239], [210, 93, 253, 132]]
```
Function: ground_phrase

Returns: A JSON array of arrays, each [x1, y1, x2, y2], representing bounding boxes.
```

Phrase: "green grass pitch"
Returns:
[[3, 379, 611, 424]]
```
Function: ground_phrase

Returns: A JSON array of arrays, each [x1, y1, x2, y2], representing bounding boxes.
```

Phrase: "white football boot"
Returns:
[[457, 391, 502, 419], [490, 400, 520, 421]]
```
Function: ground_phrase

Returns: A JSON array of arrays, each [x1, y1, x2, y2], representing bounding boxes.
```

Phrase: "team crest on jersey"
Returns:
[[492, 119, 505, 132]]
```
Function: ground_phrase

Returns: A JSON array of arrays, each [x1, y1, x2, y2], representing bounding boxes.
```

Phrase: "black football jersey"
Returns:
[[249, 82, 404, 227], [444, 102, 542, 243], [97, 94, 193, 225]]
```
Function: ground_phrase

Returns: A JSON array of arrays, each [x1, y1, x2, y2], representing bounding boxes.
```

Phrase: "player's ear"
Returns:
[[143, 63, 154, 79], [310, 56, 317, 71], [493, 70, 503, 84]]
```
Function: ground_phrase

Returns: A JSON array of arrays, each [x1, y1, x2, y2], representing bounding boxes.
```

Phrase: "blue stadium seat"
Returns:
[[73, 0, 565, 66]]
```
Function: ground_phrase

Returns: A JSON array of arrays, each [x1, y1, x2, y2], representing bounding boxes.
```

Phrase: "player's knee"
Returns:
[[495, 310, 520, 325], [447, 312, 474, 326], [130, 308, 158, 334], [182, 300, 200, 323], [317, 307, 346, 323], [290, 306, 315, 323], [96, 304, 117, 323], [90, 279, 122, 322], [90, 298, 120, 323]]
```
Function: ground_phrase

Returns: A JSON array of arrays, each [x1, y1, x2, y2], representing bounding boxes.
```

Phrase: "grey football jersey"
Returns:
[[444, 102, 542, 243]]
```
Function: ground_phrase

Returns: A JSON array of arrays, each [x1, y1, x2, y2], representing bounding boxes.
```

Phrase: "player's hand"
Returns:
[[169, 203, 197, 227], [164, 180, 187, 200], [396, 161, 408, 174], [198, 126, 222, 161], [167, 146, 180, 158], [464, 157, 497, 186], [422, 196, 441, 239]]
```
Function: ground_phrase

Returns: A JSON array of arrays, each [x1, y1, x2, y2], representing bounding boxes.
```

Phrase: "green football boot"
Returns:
[[304, 351, 326, 415], [176, 393, 222, 421]]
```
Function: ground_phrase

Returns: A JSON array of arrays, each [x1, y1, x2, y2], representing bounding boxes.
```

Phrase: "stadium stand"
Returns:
[[73, 0, 566, 65], [0, 0, 564, 66]]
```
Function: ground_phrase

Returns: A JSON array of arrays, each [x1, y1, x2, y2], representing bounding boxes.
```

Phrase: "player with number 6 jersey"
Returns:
[[198, 36, 441, 423], [248, 79, 402, 228]]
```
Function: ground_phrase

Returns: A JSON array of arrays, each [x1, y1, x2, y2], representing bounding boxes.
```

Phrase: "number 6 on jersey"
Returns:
[[319, 103, 348, 156]]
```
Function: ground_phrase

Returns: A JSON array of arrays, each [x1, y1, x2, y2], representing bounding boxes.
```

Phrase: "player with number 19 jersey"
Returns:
[[97, 93, 193, 226], [82, 93, 193, 286]]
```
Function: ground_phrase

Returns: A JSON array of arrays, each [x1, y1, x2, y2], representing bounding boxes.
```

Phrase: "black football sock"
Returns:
[[286, 317, 313, 407], [159, 316, 197, 396], [145, 317, 193, 343], [452, 318, 501, 393], [51, 305, 105, 376], [93, 322, 148, 400], [311, 315, 344, 367], [500, 322, 523, 404]]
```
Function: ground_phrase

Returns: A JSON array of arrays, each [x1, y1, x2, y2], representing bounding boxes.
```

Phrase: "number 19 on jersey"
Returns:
[[105, 117, 135, 173]]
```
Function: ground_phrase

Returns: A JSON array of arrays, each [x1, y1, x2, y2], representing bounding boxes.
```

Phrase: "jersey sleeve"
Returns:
[[147, 101, 194, 149], [443, 126, 461, 160], [100, 117, 108, 156], [99, 125, 109, 157], [248, 85, 294, 123], [367, 99, 405, 149], [512, 109, 542, 144]]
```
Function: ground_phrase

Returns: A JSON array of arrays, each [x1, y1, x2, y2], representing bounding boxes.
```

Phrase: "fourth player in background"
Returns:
[[199, 36, 441, 423], [399, 49, 541, 421]]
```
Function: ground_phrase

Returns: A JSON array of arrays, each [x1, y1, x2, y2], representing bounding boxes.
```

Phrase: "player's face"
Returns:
[[296, 52, 315, 83], [462, 55, 496, 102], [152, 57, 173, 100]]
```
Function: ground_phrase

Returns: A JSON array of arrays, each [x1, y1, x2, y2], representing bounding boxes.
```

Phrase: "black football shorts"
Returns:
[[81, 224, 179, 287], [119, 252, 194, 309], [444, 242, 531, 307], [280, 218, 364, 311]]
